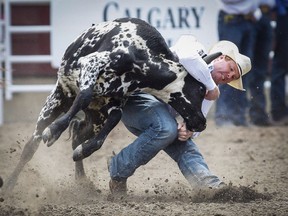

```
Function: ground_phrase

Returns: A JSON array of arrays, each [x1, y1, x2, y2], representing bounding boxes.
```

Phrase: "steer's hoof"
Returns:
[[42, 127, 52, 144], [42, 127, 57, 147], [73, 145, 84, 161]]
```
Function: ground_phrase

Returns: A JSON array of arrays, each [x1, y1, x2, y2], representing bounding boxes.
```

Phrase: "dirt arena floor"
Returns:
[[0, 82, 288, 215]]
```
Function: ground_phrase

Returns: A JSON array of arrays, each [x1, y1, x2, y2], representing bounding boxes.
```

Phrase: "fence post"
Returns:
[[0, 0, 4, 125]]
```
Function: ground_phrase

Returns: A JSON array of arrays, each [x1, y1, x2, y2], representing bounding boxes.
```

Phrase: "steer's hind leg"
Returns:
[[69, 115, 94, 180], [2, 85, 73, 195], [69, 98, 120, 179], [73, 109, 122, 161]]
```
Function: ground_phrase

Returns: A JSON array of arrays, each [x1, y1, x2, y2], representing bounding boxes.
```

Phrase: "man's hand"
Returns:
[[177, 122, 194, 141], [205, 86, 220, 100]]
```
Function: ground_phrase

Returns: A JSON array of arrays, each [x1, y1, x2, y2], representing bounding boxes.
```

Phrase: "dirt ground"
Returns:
[[0, 85, 288, 216]]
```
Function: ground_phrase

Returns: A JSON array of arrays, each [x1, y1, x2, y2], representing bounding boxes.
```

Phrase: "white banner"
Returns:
[[51, 0, 219, 67]]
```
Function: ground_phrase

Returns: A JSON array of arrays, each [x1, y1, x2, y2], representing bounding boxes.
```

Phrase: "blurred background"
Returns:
[[0, 0, 287, 125]]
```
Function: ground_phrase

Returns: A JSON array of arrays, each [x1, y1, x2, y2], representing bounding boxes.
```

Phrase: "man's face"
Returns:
[[211, 55, 240, 85]]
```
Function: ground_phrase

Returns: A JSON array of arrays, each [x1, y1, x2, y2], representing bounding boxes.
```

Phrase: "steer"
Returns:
[[2, 17, 221, 194]]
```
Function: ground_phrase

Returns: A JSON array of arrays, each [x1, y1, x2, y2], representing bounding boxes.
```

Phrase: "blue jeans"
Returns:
[[270, 13, 288, 120], [215, 11, 256, 125], [248, 14, 273, 123], [109, 94, 223, 189]]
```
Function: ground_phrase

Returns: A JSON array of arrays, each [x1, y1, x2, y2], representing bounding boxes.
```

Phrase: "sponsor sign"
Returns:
[[51, 0, 219, 67]]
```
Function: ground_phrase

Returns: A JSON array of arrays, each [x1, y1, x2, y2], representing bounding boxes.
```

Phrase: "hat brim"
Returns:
[[227, 76, 245, 91], [227, 59, 246, 91]]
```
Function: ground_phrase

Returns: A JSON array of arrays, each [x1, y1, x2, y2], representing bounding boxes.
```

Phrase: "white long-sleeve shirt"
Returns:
[[170, 35, 217, 91]]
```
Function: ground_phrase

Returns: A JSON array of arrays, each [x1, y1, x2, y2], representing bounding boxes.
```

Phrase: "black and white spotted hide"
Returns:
[[2, 17, 218, 194]]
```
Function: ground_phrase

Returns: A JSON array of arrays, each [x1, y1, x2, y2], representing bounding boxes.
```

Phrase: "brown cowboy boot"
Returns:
[[107, 151, 127, 195], [109, 179, 127, 195]]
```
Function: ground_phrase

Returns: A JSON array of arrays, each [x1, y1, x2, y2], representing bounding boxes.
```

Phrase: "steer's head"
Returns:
[[168, 74, 207, 132]]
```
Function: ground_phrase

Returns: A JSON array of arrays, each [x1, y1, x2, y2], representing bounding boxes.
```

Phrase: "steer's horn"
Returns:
[[203, 52, 222, 64]]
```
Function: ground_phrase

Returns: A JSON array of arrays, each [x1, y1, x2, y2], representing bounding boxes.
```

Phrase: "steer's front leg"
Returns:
[[42, 51, 111, 147], [73, 108, 122, 161], [43, 87, 93, 147]]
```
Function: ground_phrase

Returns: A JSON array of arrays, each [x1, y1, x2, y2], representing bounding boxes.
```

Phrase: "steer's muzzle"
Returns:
[[185, 115, 207, 132], [194, 122, 207, 132]]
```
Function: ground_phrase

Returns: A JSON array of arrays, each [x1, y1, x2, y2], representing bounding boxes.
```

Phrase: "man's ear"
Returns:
[[203, 52, 222, 64]]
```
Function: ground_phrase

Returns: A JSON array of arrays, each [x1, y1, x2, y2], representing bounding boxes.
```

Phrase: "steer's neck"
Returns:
[[143, 71, 186, 103]]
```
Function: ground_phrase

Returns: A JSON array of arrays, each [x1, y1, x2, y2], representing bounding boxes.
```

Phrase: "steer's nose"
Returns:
[[186, 116, 206, 132], [196, 122, 207, 132]]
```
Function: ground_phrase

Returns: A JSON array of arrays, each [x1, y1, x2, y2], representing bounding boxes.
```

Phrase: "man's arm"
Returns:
[[170, 35, 219, 100], [178, 51, 220, 100]]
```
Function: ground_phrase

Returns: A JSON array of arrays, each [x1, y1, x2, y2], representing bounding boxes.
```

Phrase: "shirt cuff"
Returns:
[[206, 79, 217, 91]]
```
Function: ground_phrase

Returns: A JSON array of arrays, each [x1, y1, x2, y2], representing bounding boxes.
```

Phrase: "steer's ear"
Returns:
[[203, 52, 222, 64]]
